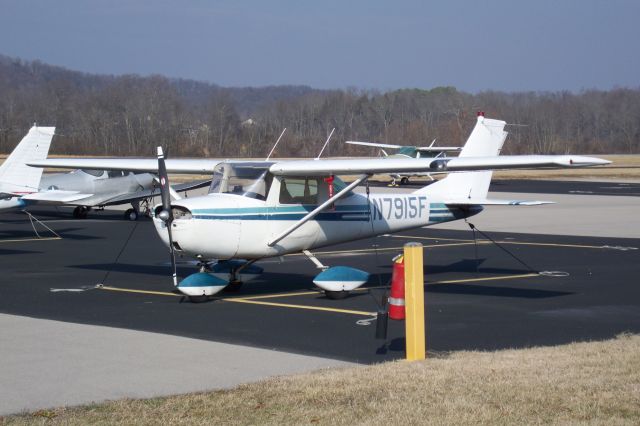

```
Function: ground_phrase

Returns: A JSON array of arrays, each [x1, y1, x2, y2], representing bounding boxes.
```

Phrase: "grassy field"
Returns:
[[5, 334, 639, 425]]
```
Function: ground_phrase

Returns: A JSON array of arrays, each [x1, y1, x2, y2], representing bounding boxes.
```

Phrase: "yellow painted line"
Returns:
[[392, 234, 617, 250], [428, 273, 539, 285], [357, 272, 540, 291], [100, 286, 180, 297], [494, 241, 617, 250], [286, 242, 489, 258], [286, 246, 407, 256], [239, 291, 321, 300], [0, 236, 61, 244], [223, 298, 375, 316], [99, 285, 373, 316], [389, 234, 480, 243]]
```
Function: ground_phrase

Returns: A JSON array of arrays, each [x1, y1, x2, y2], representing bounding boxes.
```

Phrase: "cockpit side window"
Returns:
[[279, 177, 319, 205]]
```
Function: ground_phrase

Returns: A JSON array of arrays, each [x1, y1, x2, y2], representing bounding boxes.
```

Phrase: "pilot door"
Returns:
[[266, 176, 322, 250]]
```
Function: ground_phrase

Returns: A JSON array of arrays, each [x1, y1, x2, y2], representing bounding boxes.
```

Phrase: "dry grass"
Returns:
[[4, 334, 639, 425]]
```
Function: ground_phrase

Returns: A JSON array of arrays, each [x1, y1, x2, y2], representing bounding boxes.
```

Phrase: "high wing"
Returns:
[[30, 155, 609, 176], [268, 155, 610, 176], [28, 158, 224, 174], [346, 140, 461, 152]]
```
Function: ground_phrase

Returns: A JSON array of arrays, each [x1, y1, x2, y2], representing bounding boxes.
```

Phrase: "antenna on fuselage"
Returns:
[[265, 128, 287, 161], [315, 128, 335, 160]]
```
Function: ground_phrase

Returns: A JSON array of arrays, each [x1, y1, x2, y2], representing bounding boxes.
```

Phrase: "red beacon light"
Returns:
[[477, 111, 485, 117]]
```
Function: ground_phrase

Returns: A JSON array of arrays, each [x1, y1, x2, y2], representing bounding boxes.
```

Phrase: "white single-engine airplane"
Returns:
[[1, 126, 208, 219], [30, 114, 610, 301], [346, 139, 461, 185]]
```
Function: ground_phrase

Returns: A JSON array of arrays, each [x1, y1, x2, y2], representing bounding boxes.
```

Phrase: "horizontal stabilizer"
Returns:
[[445, 198, 554, 206]]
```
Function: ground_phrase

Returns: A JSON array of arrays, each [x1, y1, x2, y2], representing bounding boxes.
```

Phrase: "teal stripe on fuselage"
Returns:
[[192, 204, 369, 215], [190, 202, 465, 222]]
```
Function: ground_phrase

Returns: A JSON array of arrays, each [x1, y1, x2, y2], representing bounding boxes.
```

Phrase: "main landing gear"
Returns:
[[123, 200, 143, 221], [176, 260, 264, 302], [303, 250, 370, 299], [123, 208, 138, 221], [72, 206, 90, 219]]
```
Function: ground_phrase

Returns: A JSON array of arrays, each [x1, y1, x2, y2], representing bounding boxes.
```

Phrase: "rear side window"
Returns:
[[279, 178, 319, 204]]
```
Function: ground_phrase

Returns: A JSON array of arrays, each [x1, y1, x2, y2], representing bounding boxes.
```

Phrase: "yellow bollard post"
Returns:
[[404, 242, 425, 360]]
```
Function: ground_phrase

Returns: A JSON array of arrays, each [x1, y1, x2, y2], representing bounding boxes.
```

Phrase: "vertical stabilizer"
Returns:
[[415, 114, 507, 200], [0, 126, 55, 195]]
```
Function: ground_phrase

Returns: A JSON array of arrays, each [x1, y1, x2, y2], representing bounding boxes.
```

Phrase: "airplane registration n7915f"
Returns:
[[30, 114, 610, 301]]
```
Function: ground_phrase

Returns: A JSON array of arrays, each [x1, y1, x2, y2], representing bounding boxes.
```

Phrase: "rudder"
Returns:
[[415, 114, 507, 200], [0, 125, 55, 195]]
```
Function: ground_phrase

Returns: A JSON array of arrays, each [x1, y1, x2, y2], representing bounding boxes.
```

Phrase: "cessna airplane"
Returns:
[[31, 169, 209, 220], [1, 126, 208, 219], [30, 114, 610, 301], [346, 139, 462, 185]]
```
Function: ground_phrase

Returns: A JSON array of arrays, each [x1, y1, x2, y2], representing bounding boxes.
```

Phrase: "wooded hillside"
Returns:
[[1, 55, 638, 157]]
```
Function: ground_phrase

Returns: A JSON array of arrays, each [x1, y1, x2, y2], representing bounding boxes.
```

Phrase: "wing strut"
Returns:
[[267, 174, 369, 247]]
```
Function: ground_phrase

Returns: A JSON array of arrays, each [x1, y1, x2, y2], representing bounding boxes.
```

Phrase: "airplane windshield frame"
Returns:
[[208, 162, 273, 201]]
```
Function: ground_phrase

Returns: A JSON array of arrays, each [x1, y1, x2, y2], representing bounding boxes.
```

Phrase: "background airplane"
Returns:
[[32, 168, 210, 220], [346, 139, 462, 185], [30, 114, 610, 301], [1, 125, 209, 219]]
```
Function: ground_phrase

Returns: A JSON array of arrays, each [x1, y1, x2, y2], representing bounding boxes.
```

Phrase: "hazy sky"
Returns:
[[1, 0, 639, 92]]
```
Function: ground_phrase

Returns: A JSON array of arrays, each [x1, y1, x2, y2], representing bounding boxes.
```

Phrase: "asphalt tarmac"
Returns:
[[2, 200, 639, 364]]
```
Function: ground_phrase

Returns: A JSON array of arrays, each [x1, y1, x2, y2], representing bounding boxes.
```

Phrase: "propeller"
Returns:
[[156, 146, 178, 286]]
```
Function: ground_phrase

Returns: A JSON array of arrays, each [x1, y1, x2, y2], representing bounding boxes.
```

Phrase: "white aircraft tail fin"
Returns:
[[415, 114, 507, 200], [0, 125, 55, 195]]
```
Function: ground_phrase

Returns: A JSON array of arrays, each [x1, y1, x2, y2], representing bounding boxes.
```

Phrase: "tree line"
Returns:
[[1, 55, 638, 158]]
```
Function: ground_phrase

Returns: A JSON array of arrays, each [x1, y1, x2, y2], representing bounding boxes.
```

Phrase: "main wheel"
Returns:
[[72, 206, 81, 218], [325, 290, 350, 300], [124, 208, 138, 221], [400, 177, 409, 185]]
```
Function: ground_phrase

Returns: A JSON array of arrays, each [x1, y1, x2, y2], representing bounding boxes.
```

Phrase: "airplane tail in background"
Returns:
[[415, 114, 507, 201], [0, 125, 55, 195]]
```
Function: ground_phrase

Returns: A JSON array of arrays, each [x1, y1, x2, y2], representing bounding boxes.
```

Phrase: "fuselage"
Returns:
[[153, 188, 480, 261], [39, 170, 155, 205]]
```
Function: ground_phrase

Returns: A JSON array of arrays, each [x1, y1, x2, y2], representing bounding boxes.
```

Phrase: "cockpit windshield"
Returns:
[[208, 162, 273, 200]]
